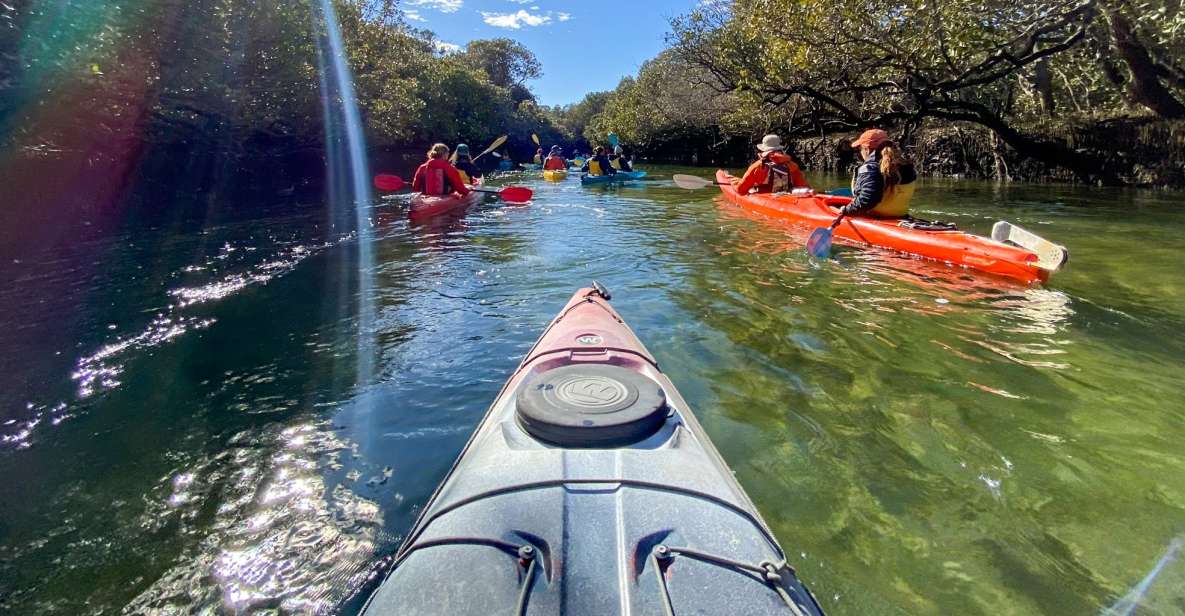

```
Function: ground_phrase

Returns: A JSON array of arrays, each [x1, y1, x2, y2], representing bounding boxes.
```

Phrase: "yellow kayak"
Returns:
[[543, 169, 568, 181]]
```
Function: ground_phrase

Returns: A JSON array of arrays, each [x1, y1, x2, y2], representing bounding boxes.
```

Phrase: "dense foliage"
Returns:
[[0, 0, 576, 182], [591, 0, 1185, 185]]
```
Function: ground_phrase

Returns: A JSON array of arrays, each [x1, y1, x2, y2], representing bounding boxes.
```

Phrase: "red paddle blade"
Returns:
[[499, 186, 533, 203], [374, 174, 404, 191]]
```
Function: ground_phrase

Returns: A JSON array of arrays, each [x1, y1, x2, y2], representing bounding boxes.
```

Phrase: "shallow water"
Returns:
[[1, 167, 1183, 614]]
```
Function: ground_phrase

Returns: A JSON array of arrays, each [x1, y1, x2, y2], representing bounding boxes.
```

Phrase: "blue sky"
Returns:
[[399, 0, 699, 107]]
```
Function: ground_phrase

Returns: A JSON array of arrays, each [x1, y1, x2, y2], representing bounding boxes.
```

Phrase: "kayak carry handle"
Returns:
[[592, 280, 612, 301]]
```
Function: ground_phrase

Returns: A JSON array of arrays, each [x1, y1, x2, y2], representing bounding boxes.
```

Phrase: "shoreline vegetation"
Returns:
[[2, 0, 1184, 198]]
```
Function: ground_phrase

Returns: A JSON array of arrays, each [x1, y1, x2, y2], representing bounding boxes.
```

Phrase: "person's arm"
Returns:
[[606, 156, 617, 174], [412, 164, 425, 192], [843, 162, 884, 215], [446, 164, 471, 195], [734, 161, 765, 194], [580, 160, 590, 173]]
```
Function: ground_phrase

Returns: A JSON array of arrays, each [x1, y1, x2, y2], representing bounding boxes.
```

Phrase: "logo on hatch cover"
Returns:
[[576, 334, 603, 345]]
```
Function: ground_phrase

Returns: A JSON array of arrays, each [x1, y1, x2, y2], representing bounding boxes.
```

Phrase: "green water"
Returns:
[[1, 167, 1183, 614]]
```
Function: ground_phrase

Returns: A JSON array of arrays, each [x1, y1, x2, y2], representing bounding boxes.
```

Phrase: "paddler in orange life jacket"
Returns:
[[843, 129, 918, 218], [580, 146, 617, 176], [734, 134, 809, 194], [543, 145, 568, 170], [413, 143, 471, 197], [449, 143, 483, 185], [534, 147, 544, 164]]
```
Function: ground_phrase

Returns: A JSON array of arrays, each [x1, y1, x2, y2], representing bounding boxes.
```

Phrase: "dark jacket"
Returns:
[[613, 155, 633, 172], [454, 158, 482, 181], [843, 151, 917, 216]]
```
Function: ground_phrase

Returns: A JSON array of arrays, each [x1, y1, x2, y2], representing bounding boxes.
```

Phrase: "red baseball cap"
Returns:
[[851, 129, 890, 149]]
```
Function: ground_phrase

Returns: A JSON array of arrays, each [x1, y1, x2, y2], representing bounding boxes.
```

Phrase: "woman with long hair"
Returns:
[[843, 129, 917, 218], [412, 143, 471, 197]]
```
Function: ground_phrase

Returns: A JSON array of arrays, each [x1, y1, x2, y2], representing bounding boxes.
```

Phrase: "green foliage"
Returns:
[[593, 0, 1185, 183], [460, 38, 542, 90], [0, 0, 567, 162]]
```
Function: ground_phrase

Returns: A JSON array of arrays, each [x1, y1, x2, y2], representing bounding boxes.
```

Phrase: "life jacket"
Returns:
[[850, 160, 916, 217], [425, 167, 447, 196], [610, 157, 622, 170], [544, 156, 566, 170], [871, 183, 915, 217], [588, 158, 605, 176], [456, 169, 471, 185], [534, 153, 543, 164]]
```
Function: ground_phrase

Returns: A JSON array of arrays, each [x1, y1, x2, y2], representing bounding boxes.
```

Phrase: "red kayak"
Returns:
[[408, 181, 484, 220], [716, 170, 1061, 284]]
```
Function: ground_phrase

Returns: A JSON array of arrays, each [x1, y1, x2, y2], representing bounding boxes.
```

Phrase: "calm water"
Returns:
[[1, 167, 1183, 615]]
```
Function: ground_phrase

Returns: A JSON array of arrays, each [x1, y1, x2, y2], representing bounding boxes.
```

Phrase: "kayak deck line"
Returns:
[[394, 476, 786, 562], [716, 170, 1059, 284], [359, 284, 825, 615]]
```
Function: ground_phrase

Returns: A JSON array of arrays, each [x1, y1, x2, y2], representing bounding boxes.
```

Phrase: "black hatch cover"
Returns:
[[516, 364, 667, 447]]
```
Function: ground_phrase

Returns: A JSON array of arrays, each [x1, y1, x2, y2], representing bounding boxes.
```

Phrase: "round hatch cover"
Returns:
[[516, 364, 667, 447]]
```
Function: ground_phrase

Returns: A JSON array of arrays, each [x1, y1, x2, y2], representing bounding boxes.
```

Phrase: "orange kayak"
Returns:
[[715, 170, 1055, 284]]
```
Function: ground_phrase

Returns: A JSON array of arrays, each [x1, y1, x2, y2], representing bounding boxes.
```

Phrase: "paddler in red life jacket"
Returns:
[[412, 143, 471, 197], [449, 143, 483, 185], [580, 146, 617, 176], [734, 134, 809, 194], [543, 145, 568, 170], [843, 128, 918, 218]]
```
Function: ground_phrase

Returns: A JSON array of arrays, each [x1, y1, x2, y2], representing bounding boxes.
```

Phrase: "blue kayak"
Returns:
[[579, 170, 648, 185]]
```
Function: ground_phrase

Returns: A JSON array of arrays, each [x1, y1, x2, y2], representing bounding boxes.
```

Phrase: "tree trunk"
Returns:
[[990, 131, 1012, 182], [1107, 10, 1185, 118], [1034, 59, 1056, 117]]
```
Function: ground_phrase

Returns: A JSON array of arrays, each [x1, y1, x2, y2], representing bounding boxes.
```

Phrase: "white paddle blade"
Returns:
[[672, 174, 715, 189], [474, 135, 509, 161], [992, 221, 1069, 271]]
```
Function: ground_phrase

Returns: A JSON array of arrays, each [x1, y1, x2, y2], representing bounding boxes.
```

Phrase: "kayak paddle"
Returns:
[[473, 135, 508, 162], [672, 174, 727, 189], [472, 185, 533, 204], [374, 174, 405, 191], [531, 133, 540, 146], [806, 214, 845, 258]]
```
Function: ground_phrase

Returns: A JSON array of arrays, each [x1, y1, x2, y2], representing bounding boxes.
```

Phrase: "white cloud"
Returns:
[[404, 9, 426, 22], [481, 9, 551, 29], [506, 0, 531, 3], [433, 40, 461, 54], [406, 0, 463, 13], [557, 12, 571, 21]]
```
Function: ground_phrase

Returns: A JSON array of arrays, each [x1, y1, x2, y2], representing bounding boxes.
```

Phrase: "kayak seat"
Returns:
[[515, 364, 668, 447]]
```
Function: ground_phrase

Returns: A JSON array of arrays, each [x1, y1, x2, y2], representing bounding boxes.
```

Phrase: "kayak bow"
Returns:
[[359, 284, 825, 615]]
